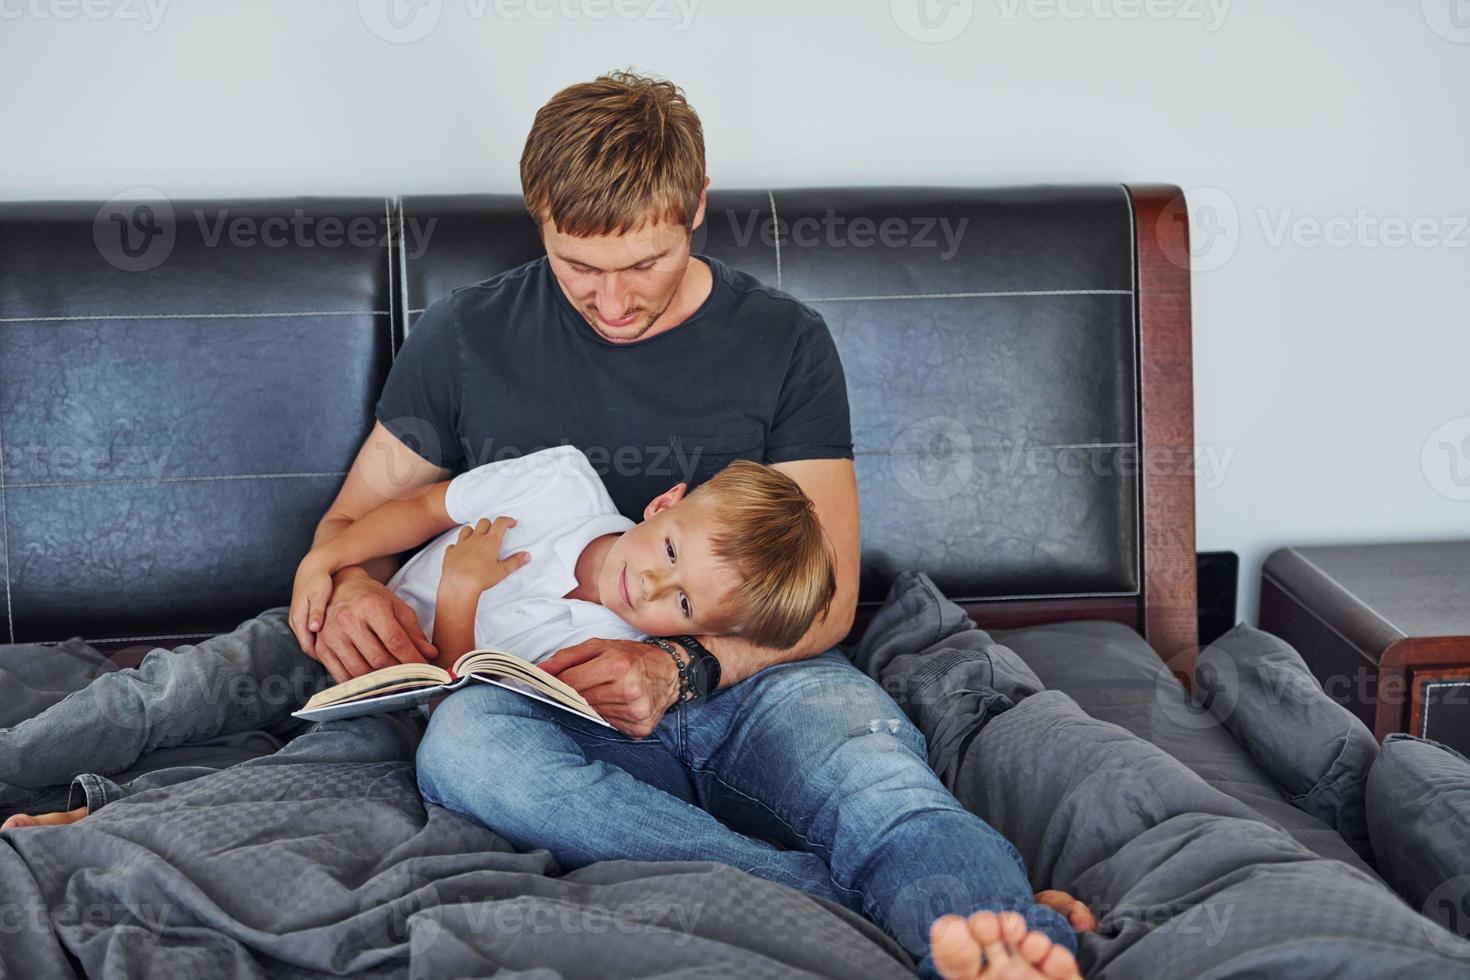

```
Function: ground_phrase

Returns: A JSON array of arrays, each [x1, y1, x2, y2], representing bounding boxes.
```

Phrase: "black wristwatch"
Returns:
[[668, 634, 722, 700]]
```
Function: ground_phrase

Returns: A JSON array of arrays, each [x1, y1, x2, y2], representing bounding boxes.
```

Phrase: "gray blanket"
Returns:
[[1, 759, 913, 978], [0, 634, 913, 977], [852, 572, 1470, 979]]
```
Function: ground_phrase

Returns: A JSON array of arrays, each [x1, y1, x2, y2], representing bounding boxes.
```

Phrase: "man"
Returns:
[[297, 72, 1083, 978]]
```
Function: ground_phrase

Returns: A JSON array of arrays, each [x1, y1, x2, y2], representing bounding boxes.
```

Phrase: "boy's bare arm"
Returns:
[[312, 481, 457, 575], [311, 518, 401, 586], [431, 582, 481, 670]]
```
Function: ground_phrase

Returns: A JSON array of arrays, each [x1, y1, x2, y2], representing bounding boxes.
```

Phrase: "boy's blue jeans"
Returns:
[[417, 647, 1075, 975]]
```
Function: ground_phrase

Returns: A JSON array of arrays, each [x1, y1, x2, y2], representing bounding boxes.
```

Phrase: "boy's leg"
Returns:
[[60, 713, 424, 816], [676, 647, 1075, 974], [414, 682, 850, 907], [0, 714, 423, 829], [0, 607, 323, 791]]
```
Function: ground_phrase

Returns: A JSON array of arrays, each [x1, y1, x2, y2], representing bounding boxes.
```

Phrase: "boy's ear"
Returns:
[[642, 482, 688, 520]]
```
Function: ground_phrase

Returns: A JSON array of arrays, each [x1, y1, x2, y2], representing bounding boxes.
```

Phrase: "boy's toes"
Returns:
[[1036, 889, 1098, 932], [1008, 918, 1084, 980], [1, 806, 87, 830], [930, 914, 982, 980]]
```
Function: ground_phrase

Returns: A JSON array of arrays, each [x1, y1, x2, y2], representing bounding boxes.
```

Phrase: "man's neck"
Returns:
[[565, 532, 619, 604], [644, 255, 713, 339]]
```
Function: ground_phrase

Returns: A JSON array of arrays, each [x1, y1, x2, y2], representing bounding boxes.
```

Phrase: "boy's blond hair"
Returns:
[[689, 461, 837, 650], [520, 71, 705, 236]]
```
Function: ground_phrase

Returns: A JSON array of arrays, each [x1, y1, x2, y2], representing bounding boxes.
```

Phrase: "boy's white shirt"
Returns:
[[385, 445, 644, 665]]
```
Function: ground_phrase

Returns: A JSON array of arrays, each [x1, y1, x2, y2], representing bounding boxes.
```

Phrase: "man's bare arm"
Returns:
[[301, 421, 451, 678], [698, 457, 860, 685]]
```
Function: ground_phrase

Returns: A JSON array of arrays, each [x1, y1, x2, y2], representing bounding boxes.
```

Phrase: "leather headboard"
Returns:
[[0, 187, 1193, 654], [0, 198, 394, 645]]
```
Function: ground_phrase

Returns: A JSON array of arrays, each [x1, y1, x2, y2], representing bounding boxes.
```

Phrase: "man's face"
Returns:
[[599, 486, 743, 637], [539, 192, 708, 344]]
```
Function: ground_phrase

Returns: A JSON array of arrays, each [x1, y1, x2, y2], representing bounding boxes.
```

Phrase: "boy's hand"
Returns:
[[289, 552, 336, 655], [440, 517, 531, 597]]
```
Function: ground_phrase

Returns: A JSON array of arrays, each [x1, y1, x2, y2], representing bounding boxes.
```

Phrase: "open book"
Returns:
[[293, 648, 611, 727]]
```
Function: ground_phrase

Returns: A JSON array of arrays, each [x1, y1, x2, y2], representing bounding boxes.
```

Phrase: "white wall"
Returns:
[[3, 0, 1467, 626]]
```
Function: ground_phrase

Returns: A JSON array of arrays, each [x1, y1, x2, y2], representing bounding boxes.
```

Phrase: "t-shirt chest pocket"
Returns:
[[669, 427, 765, 486]]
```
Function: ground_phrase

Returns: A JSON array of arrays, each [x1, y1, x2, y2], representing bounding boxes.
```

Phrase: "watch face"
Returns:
[[693, 652, 720, 694]]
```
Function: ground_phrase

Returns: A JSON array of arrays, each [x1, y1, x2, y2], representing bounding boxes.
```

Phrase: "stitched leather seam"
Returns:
[[864, 589, 1140, 603], [855, 440, 1136, 457], [397, 198, 412, 329], [1122, 181, 1143, 597], [385, 196, 397, 364], [0, 411, 12, 642], [0, 311, 390, 323], [802, 288, 1133, 302], [767, 189, 782, 289], [38, 632, 211, 645], [1421, 680, 1470, 738], [7, 471, 348, 490]]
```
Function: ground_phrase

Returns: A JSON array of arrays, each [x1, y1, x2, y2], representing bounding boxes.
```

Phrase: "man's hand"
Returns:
[[306, 569, 437, 683], [540, 638, 680, 738]]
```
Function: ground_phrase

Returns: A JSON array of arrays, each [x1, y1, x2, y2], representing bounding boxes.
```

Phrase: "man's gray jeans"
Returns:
[[0, 607, 421, 818]]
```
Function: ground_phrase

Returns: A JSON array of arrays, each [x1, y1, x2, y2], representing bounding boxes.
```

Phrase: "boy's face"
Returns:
[[539, 183, 710, 345], [598, 484, 743, 638]]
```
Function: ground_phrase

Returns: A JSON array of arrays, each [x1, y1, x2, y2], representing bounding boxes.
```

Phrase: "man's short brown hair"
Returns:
[[689, 461, 837, 651], [521, 71, 706, 237]]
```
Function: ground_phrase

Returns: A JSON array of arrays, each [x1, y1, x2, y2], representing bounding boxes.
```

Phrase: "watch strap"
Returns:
[[667, 634, 721, 699]]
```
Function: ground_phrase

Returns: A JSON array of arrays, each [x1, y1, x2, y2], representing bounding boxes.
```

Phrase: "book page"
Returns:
[[301, 663, 450, 710], [294, 682, 447, 723], [455, 648, 588, 707], [469, 675, 612, 728]]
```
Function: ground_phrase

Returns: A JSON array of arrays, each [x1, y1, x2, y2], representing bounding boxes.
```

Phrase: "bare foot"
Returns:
[[1036, 889, 1098, 932], [930, 910, 1082, 980], [1, 805, 88, 831]]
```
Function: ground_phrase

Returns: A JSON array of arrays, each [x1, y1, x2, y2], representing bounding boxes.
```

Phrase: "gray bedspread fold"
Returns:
[[1, 760, 914, 978]]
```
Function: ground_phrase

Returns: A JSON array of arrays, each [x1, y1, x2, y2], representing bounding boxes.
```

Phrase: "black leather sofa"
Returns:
[[0, 185, 1198, 665]]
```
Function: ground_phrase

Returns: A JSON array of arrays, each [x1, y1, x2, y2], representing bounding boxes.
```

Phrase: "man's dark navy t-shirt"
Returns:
[[373, 255, 853, 522]]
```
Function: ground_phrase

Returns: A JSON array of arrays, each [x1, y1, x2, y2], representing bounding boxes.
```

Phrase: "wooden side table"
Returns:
[[1260, 541, 1470, 755]]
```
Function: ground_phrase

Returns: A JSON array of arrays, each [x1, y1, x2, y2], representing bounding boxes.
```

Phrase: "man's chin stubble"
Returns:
[[582, 306, 667, 344]]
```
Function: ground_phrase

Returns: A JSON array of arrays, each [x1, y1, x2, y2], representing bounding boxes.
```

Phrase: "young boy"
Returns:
[[1, 445, 835, 830], [291, 444, 837, 673]]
